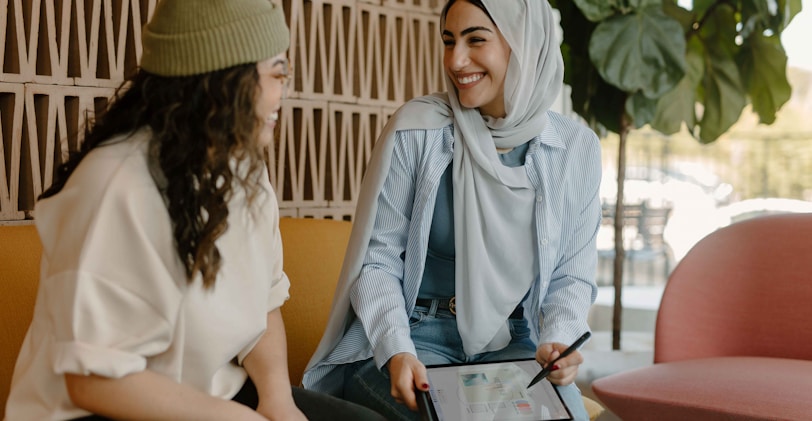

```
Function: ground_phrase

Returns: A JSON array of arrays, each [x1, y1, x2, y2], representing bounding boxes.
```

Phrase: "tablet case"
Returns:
[[417, 389, 439, 421]]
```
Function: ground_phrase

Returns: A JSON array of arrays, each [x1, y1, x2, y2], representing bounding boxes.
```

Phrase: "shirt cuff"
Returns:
[[372, 329, 416, 369], [53, 340, 147, 379], [267, 272, 291, 312]]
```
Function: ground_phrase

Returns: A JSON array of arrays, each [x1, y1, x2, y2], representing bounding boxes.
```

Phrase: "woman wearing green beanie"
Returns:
[[3, 1, 385, 420]]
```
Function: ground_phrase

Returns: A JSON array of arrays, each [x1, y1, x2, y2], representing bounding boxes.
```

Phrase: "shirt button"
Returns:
[[541, 238, 549, 245], [536, 196, 543, 202]]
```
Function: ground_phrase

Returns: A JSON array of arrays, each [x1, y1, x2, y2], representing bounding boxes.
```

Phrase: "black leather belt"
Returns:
[[414, 297, 524, 320]]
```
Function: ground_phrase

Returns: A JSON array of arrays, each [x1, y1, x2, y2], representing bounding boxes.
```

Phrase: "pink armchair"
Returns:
[[591, 213, 812, 420]]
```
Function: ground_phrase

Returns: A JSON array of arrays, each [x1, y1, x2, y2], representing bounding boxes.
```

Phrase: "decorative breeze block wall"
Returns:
[[1, 0, 446, 223]]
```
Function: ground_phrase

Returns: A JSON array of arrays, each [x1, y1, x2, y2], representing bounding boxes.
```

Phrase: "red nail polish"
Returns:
[[422, 383, 430, 390], [551, 365, 560, 371]]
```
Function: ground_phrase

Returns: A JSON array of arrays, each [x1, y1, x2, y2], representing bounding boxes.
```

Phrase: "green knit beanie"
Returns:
[[141, 0, 290, 76]]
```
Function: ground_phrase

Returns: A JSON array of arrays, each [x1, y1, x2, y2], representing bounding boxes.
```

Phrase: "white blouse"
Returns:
[[5, 129, 289, 420]]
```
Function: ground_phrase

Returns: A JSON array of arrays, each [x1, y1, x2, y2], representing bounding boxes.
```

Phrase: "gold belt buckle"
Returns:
[[449, 296, 456, 315]]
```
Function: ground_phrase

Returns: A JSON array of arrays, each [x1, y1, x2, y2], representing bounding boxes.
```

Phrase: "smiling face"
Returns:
[[255, 52, 290, 147], [442, 0, 511, 118]]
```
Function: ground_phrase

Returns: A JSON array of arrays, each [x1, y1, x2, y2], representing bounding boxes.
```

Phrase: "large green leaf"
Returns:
[[566, 52, 627, 134], [697, 2, 739, 57], [651, 39, 704, 135], [691, 4, 745, 143], [556, 0, 627, 134], [572, 0, 618, 21], [662, 0, 695, 32], [736, 33, 791, 124], [742, 0, 803, 34], [740, 0, 774, 39], [781, 0, 803, 28], [691, 0, 714, 15], [589, 80, 628, 135], [698, 44, 746, 143], [589, 6, 686, 98], [628, 0, 662, 9], [738, 0, 801, 39], [555, 0, 598, 60], [571, 0, 662, 21], [626, 91, 658, 128]]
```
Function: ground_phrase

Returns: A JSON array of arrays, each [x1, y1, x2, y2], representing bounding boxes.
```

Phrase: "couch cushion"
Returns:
[[278, 217, 352, 386], [592, 356, 812, 421], [0, 224, 42, 416]]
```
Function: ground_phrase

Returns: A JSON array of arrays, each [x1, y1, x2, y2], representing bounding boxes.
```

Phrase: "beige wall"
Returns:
[[0, 0, 446, 223]]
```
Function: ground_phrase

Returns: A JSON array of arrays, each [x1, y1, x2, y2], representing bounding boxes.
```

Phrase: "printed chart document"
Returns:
[[418, 359, 571, 421]]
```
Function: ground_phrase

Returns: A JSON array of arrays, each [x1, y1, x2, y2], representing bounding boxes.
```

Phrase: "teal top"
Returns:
[[418, 141, 531, 298]]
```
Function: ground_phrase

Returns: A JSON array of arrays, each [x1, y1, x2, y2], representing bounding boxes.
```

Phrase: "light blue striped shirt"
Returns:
[[303, 111, 601, 394]]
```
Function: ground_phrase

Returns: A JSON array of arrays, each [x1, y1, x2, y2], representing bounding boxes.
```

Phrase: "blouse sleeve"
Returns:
[[264, 183, 290, 313], [48, 271, 180, 378], [350, 130, 422, 367], [39, 173, 184, 379], [539, 127, 601, 345]]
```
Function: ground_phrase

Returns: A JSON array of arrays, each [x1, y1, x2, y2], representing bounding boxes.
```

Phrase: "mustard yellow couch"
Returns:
[[0, 224, 42, 417], [1, 219, 603, 420]]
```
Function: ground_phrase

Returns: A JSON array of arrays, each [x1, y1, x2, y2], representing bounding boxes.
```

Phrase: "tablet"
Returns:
[[418, 358, 572, 421]]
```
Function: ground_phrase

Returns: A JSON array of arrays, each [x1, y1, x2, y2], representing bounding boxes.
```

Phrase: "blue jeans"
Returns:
[[344, 304, 589, 420]]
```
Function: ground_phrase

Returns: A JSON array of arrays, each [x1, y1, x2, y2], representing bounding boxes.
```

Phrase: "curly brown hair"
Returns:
[[41, 64, 268, 289]]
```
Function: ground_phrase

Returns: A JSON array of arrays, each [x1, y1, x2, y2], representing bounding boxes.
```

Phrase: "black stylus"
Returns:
[[526, 331, 592, 389]]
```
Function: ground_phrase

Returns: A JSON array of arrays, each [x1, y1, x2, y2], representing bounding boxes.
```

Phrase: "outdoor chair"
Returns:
[[598, 200, 673, 285]]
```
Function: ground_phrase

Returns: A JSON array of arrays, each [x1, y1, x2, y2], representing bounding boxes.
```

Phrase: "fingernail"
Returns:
[[551, 365, 560, 371], [422, 383, 430, 390]]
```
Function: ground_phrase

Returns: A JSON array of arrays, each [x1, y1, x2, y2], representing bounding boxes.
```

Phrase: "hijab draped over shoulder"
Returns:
[[313, 0, 564, 358]]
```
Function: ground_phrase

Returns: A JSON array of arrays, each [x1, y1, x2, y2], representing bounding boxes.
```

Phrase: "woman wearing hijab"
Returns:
[[3, 1, 387, 420], [303, 0, 600, 419]]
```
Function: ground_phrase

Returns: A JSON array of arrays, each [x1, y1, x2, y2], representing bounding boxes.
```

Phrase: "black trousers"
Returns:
[[72, 378, 387, 421]]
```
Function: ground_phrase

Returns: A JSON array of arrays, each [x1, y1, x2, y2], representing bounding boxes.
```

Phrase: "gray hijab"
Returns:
[[448, 0, 564, 354]]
